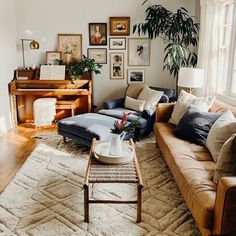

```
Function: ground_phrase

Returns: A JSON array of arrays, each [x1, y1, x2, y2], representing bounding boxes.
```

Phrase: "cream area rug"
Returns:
[[0, 133, 201, 236]]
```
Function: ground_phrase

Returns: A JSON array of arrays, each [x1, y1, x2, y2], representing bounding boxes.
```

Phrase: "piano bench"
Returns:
[[56, 100, 77, 116]]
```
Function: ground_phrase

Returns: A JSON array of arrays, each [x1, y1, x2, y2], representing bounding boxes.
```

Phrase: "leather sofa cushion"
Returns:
[[210, 100, 236, 117], [154, 122, 217, 229]]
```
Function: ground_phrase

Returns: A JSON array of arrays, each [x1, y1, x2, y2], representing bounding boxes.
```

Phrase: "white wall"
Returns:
[[0, 0, 17, 136], [15, 0, 196, 108]]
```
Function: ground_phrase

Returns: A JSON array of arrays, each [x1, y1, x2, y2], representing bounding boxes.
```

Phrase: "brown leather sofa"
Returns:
[[154, 100, 236, 236]]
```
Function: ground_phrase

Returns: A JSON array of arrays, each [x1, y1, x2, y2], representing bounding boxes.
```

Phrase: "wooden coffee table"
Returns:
[[83, 138, 143, 223]]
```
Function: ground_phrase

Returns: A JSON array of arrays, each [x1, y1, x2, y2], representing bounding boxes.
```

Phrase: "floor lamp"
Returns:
[[178, 67, 204, 94], [21, 39, 40, 69]]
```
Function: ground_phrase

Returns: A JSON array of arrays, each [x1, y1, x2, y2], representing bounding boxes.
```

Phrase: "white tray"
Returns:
[[94, 142, 134, 164]]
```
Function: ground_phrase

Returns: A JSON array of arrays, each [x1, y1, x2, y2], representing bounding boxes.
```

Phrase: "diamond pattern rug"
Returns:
[[0, 133, 200, 236]]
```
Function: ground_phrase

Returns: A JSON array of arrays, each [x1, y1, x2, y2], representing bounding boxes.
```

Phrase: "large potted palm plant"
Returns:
[[133, 2, 200, 93]]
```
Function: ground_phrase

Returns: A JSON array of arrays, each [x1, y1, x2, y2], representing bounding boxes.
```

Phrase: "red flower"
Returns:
[[112, 112, 140, 134]]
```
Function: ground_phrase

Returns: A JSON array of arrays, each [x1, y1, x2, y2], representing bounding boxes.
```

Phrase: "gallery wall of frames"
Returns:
[[15, 0, 197, 108], [40, 17, 150, 84]]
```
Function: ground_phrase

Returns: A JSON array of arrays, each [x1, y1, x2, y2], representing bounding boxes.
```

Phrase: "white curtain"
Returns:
[[197, 0, 221, 96]]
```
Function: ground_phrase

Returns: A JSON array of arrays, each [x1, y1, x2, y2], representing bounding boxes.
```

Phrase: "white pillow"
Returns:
[[206, 110, 236, 162], [124, 96, 145, 112], [169, 90, 215, 125], [137, 86, 164, 110]]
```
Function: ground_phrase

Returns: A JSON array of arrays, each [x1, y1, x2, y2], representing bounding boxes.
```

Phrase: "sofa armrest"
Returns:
[[213, 177, 236, 235], [155, 103, 175, 122], [103, 98, 125, 109]]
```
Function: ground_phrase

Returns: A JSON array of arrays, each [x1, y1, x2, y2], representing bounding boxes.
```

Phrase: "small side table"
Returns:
[[83, 138, 143, 223]]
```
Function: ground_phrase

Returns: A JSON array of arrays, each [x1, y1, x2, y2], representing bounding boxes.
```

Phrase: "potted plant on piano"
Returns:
[[69, 55, 103, 83]]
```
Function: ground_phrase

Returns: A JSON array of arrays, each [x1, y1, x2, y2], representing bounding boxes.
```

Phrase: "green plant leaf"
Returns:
[[68, 55, 103, 82], [133, 2, 199, 88]]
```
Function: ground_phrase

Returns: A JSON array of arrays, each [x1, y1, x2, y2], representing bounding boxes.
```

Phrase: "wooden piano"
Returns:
[[9, 69, 92, 125]]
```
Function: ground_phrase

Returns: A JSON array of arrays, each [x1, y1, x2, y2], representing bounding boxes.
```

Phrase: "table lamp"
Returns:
[[21, 39, 40, 69], [178, 67, 204, 93]]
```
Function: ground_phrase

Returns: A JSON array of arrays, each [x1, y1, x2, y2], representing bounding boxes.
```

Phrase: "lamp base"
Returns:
[[186, 88, 194, 94]]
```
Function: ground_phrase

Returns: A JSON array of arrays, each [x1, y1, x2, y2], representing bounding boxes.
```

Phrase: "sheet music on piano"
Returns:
[[40, 65, 65, 80]]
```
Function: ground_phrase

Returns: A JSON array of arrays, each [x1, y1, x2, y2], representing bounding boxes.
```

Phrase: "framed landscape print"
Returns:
[[89, 23, 107, 45], [127, 69, 145, 83], [58, 34, 82, 64], [110, 52, 124, 79], [128, 38, 150, 66], [110, 17, 130, 36], [46, 51, 61, 65], [109, 37, 126, 50], [87, 48, 107, 64]]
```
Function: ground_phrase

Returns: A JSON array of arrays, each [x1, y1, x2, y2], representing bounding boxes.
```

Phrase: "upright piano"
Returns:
[[8, 69, 92, 125]]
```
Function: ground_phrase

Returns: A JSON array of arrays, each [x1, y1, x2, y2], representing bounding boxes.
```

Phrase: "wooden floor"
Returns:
[[0, 124, 56, 193]]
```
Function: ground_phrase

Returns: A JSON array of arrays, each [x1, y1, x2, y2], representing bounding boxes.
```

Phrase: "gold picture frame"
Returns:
[[46, 51, 61, 65], [57, 34, 82, 64], [109, 17, 130, 36]]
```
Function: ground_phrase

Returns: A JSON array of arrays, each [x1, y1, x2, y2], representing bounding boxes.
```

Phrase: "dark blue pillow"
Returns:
[[175, 107, 222, 146]]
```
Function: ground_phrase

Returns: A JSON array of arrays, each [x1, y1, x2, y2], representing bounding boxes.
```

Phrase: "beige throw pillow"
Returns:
[[125, 84, 146, 99], [206, 110, 236, 162], [169, 90, 215, 125], [124, 96, 145, 112], [137, 86, 164, 110], [213, 134, 236, 183]]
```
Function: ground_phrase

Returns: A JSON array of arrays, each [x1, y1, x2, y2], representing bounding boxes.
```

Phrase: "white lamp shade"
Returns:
[[178, 68, 204, 88]]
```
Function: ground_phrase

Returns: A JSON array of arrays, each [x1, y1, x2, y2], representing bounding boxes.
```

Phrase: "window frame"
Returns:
[[217, 0, 236, 104]]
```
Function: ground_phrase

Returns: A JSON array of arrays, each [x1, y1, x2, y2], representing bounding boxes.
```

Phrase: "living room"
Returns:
[[0, 0, 236, 235]]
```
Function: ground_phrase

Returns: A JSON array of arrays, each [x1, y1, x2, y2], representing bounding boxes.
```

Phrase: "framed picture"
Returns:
[[109, 37, 126, 50], [110, 52, 124, 79], [109, 17, 130, 36], [127, 69, 145, 83], [46, 51, 61, 65], [128, 38, 150, 66], [58, 34, 82, 64], [89, 23, 107, 45], [87, 48, 107, 64]]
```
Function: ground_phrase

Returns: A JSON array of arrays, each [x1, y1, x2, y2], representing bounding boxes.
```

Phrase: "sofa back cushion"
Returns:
[[137, 86, 164, 110], [209, 100, 236, 118], [206, 110, 236, 162], [149, 86, 175, 98], [124, 96, 145, 112], [175, 107, 222, 146], [213, 134, 236, 183], [125, 84, 175, 103], [125, 84, 146, 99], [169, 90, 215, 125]]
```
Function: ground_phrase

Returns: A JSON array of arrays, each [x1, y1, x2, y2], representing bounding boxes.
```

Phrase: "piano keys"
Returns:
[[8, 69, 93, 125]]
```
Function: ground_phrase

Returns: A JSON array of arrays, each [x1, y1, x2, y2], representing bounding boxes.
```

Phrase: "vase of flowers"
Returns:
[[111, 112, 141, 136]]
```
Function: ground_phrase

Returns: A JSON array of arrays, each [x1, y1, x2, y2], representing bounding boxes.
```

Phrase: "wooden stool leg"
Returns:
[[137, 185, 142, 223], [63, 136, 66, 143], [84, 184, 89, 223], [71, 107, 75, 116]]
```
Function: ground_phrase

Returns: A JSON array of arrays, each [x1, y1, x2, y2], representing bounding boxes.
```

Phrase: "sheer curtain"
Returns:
[[197, 0, 221, 96]]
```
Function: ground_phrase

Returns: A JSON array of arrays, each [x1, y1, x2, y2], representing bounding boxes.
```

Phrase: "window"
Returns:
[[218, 0, 236, 99]]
